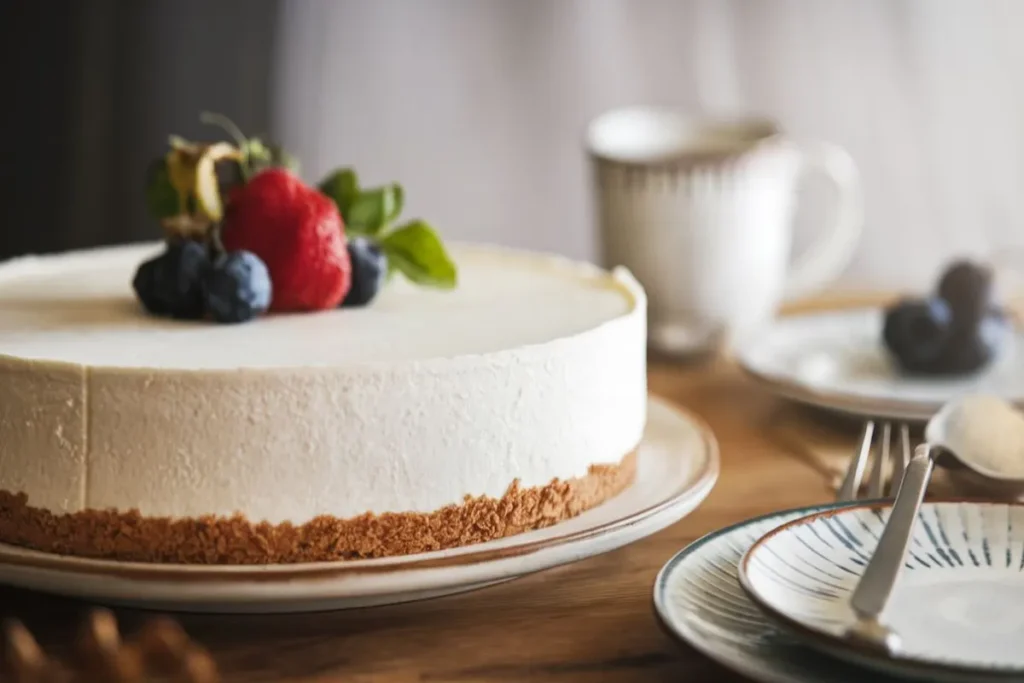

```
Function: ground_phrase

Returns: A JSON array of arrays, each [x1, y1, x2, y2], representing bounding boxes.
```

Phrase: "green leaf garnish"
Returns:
[[385, 185, 404, 224], [346, 184, 402, 236], [317, 170, 404, 236], [318, 168, 360, 220], [379, 220, 457, 289], [144, 158, 180, 220], [345, 194, 379, 233]]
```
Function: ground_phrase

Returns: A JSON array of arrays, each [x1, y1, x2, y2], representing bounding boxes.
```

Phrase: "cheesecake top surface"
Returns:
[[0, 243, 641, 369]]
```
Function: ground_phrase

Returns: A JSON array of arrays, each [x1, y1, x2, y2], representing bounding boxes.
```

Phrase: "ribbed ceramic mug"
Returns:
[[587, 107, 862, 355]]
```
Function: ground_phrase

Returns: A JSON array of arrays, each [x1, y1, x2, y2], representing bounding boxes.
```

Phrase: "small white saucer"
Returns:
[[0, 397, 717, 614], [736, 308, 1024, 421], [739, 501, 1024, 682]]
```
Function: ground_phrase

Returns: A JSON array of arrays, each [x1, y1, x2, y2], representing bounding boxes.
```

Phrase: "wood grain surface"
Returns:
[[0, 298, 878, 682]]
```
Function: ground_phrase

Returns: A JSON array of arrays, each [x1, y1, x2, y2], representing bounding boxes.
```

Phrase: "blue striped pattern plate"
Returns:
[[654, 503, 906, 683], [739, 501, 1024, 682]]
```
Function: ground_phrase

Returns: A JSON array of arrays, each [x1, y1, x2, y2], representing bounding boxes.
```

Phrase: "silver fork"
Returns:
[[837, 421, 914, 501]]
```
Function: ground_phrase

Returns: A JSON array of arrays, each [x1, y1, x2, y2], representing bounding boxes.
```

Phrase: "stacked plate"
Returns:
[[655, 499, 1024, 682]]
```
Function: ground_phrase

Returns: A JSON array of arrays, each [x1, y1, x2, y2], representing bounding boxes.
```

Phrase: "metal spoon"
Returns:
[[846, 394, 1024, 654]]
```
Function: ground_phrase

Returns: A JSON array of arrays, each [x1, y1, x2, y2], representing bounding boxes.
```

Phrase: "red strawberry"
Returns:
[[222, 169, 351, 311]]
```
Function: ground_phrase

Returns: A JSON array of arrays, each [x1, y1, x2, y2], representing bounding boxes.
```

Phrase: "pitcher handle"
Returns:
[[783, 140, 864, 300]]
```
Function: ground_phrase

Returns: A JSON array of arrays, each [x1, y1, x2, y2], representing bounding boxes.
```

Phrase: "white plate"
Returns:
[[739, 501, 1024, 682], [0, 397, 717, 614], [654, 503, 908, 683], [736, 308, 1024, 421]]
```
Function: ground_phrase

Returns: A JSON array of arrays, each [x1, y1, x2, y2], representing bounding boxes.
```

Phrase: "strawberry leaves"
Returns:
[[244, 138, 299, 176], [319, 168, 456, 289]]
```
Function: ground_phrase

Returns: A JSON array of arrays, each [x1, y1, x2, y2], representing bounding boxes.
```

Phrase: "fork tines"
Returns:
[[837, 421, 912, 502]]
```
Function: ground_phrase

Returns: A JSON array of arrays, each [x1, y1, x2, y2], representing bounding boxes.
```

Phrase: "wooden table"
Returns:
[[0, 302, 875, 682]]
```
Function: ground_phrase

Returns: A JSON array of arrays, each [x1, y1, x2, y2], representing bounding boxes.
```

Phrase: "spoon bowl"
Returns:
[[926, 394, 1024, 492]]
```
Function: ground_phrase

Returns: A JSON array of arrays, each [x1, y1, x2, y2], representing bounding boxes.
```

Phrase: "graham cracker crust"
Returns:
[[0, 452, 635, 565]]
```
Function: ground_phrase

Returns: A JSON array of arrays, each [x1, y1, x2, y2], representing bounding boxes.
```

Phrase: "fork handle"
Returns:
[[849, 444, 934, 621]]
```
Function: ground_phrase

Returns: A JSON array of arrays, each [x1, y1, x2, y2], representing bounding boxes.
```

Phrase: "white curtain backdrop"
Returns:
[[273, 0, 1024, 291]]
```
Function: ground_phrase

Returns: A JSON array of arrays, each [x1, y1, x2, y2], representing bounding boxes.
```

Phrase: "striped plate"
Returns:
[[653, 503, 906, 683], [739, 501, 1024, 682]]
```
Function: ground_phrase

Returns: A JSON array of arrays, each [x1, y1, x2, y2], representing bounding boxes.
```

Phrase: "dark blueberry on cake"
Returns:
[[341, 237, 388, 308], [132, 241, 209, 319], [201, 250, 272, 324]]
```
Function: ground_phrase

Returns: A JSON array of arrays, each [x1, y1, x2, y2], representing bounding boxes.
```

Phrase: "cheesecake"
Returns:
[[0, 243, 647, 564]]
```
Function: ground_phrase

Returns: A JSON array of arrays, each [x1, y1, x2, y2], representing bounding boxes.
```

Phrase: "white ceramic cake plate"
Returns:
[[0, 396, 717, 614], [736, 308, 1024, 421], [739, 501, 1024, 682]]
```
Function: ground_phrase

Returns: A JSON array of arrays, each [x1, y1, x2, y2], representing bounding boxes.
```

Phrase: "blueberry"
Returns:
[[931, 309, 1010, 375], [132, 257, 171, 316], [201, 250, 272, 324], [132, 241, 209, 319], [883, 297, 953, 373], [341, 237, 387, 307], [937, 260, 993, 327]]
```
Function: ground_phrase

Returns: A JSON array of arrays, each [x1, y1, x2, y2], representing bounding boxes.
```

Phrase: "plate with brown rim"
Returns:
[[0, 396, 718, 613], [739, 500, 1024, 682]]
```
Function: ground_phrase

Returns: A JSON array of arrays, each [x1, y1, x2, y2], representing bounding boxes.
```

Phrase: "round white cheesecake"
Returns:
[[0, 243, 647, 563]]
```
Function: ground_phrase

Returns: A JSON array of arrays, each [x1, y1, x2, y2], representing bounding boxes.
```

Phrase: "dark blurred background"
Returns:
[[1, 0, 277, 260], [4, 0, 1023, 289]]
